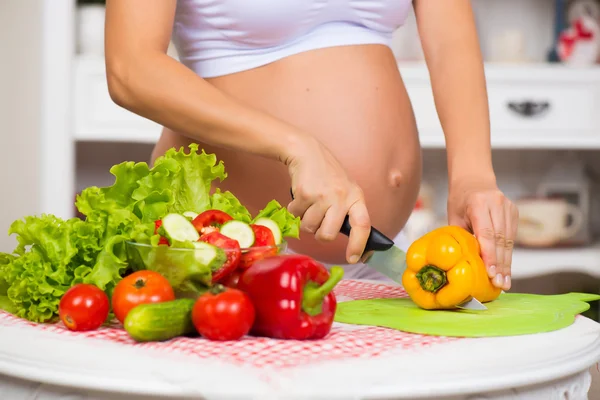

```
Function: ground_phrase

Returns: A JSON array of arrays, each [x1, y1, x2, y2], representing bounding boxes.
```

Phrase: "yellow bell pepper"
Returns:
[[401, 225, 501, 310]]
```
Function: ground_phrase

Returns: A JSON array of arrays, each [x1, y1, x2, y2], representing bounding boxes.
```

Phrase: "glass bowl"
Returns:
[[125, 240, 287, 297]]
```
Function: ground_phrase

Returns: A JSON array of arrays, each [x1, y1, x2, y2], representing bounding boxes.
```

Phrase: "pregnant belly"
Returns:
[[153, 45, 422, 264]]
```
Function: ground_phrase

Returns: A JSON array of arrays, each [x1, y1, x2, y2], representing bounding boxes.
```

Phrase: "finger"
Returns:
[[300, 203, 330, 234], [315, 206, 346, 242], [469, 205, 497, 279], [490, 199, 507, 288], [345, 201, 371, 264], [503, 202, 518, 290], [287, 187, 314, 219]]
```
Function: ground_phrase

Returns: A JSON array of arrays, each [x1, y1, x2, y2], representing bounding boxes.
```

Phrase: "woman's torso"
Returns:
[[152, 1, 422, 264]]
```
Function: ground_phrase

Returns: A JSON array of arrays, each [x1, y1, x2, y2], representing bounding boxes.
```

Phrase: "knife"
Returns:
[[289, 189, 487, 311]]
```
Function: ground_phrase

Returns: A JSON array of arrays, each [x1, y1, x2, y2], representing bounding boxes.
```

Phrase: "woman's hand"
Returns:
[[447, 178, 518, 291], [286, 137, 371, 264]]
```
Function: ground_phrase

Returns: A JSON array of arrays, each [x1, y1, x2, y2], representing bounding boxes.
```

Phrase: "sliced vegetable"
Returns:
[[238, 224, 278, 269], [111, 270, 176, 324], [124, 298, 196, 342], [59, 284, 110, 332], [191, 284, 255, 341], [161, 213, 200, 242], [191, 241, 227, 270], [220, 220, 255, 248], [183, 211, 199, 220], [191, 210, 233, 233], [250, 224, 276, 247], [199, 232, 241, 283], [252, 200, 301, 239], [154, 220, 170, 245], [253, 218, 282, 245]]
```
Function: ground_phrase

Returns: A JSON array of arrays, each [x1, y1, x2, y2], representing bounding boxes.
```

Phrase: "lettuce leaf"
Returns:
[[210, 189, 252, 223], [133, 144, 226, 217], [0, 144, 299, 322], [253, 200, 301, 239]]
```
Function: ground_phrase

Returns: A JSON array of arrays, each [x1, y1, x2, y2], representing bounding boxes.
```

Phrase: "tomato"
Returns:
[[59, 284, 110, 331], [221, 269, 242, 289], [111, 270, 175, 324], [192, 210, 233, 233], [154, 220, 169, 246], [191, 284, 255, 341], [251, 224, 276, 247], [238, 225, 278, 269], [239, 249, 274, 269], [199, 231, 241, 283]]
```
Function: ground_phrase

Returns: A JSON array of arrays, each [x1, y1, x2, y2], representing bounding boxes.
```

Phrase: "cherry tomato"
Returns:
[[238, 225, 278, 269], [154, 220, 169, 246], [192, 210, 233, 233], [221, 269, 242, 289], [191, 284, 255, 341], [199, 231, 241, 283], [59, 284, 110, 331], [111, 270, 175, 324]]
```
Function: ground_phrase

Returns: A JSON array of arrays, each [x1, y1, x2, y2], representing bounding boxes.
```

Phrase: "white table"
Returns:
[[1, 280, 599, 400]]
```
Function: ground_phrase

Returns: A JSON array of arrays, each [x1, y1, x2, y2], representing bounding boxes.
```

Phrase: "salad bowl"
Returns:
[[125, 239, 287, 297]]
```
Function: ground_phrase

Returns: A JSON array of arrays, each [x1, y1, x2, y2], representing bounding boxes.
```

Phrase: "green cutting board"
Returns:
[[334, 292, 600, 337]]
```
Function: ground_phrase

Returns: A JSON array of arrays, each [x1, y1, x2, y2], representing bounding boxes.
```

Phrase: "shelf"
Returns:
[[418, 132, 600, 150], [72, 56, 600, 148], [398, 61, 600, 82], [511, 243, 600, 280]]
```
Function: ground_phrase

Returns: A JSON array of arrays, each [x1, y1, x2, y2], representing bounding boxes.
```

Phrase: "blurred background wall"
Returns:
[[0, 2, 43, 252]]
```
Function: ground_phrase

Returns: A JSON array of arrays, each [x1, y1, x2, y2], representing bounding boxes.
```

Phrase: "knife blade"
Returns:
[[289, 189, 487, 311]]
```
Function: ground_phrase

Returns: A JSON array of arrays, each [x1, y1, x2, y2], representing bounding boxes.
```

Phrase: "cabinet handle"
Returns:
[[507, 101, 550, 117]]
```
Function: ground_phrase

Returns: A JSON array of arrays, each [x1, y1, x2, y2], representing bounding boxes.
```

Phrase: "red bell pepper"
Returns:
[[237, 254, 344, 340]]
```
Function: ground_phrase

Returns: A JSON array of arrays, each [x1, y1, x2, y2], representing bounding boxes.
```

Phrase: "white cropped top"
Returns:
[[171, 0, 413, 78]]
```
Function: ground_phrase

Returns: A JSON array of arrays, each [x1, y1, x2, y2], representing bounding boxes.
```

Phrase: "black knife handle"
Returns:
[[290, 188, 395, 253]]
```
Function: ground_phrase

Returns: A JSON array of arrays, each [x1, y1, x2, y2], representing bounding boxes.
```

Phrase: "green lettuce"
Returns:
[[253, 200, 301, 239], [0, 144, 300, 323], [210, 189, 252, 223]]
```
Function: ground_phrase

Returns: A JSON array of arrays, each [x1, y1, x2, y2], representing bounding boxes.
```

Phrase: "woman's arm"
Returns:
[[105, 0, 305, 164], [414, 0, 518, 291], [413, 0, 494, 183], [104, 0, 372, 263]]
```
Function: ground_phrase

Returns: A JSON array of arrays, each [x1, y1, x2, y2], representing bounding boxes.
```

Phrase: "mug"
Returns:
[[515, 198, 584, 247]]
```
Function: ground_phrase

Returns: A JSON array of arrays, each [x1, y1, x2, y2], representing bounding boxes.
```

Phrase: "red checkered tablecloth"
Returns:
[[0, 280, 460, 368]]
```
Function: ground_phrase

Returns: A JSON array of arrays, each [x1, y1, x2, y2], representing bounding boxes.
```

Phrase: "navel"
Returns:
[[388, 169, 403, 188]]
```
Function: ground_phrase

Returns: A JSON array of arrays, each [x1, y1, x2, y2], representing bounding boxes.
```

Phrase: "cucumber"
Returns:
[[183, 211, 199, 220], [124, 298, 196, 342], [161, 213, 200, 242], [253, 217, 283, 245], [192, 241, 227, 270], [220, 220, 255, 248]]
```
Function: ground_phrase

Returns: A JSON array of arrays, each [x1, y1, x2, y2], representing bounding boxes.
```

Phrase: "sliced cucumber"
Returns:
[[161, 213, 200, 242], [220, 220, 255, 248], [183, 211, 199, 220], [253, 217, 282, 245], [192, 241, 227, 270]]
